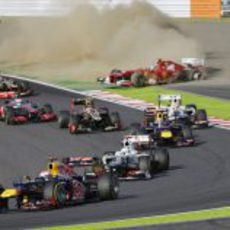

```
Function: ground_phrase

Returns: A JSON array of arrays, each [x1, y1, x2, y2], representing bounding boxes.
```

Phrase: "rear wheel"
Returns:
[[196, 109, 207, 121], [111, 69, 122, 74], [196, 109, 208, 127], [110, 112, 121, 130], [130, 122, 143, 135], [0, 83, 7, 91], [18, 81, 30, 91], [98, 173, 119, 200], [131, 73, 146, 87], [5, 108, 15, 125], [186, 70, 202, 81], [43, 104, 53, 113], [58, 111, 70, 128], [185, 104, 197, 113]]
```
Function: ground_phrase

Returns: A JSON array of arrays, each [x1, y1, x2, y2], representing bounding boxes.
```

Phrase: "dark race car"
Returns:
[[0, 98, 56, 125], [58, 97, 122, 134], [0, 157, 119, 212], [141, 109, 194, 147], [0, 76, 33, 99]]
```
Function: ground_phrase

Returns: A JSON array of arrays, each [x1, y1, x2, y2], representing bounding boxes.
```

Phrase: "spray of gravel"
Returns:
[[0, 1, 204, 81]]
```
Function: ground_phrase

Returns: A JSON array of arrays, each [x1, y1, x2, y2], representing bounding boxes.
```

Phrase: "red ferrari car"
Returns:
[[97, 58, 205, 88], [0, 98, 56, 125]]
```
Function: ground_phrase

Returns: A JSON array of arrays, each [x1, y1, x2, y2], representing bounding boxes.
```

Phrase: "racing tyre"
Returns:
[[131, 73, 146, 87], [154, 148, 170, 171], [5, 108, 15, 125], [43, 182, 68, 207], [186, 70, 201, 81], [18, 81, 30, 91], [0, 83, 7, 91], [58, 111, 70, 128], [0, 184, 8, 213], [68, 115, 81, 134], [182, 125, 193, 139], [196, 109, 207, 121], [130, 122, 144, 135], [110, 112, 121, 130], [98, 173, 119, 200], [138, 155, 152, 179], [185, 104, 197, 113], [111, 69, 122, 74], [196, 109, 208, 127], [43, 104, 53, 113]]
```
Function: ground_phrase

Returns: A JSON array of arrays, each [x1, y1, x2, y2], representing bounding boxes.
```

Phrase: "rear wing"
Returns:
[[62, 156, 97, 167], [158, 95, 182, 102], [70, 97, 94, 112], [124, 135, 153, 144], [181, 58, 205, 67], [71, 98, 88, 106], [158, 95, 182, 107]]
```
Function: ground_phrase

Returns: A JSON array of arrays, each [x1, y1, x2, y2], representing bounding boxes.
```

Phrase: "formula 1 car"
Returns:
[[0, 98, 57, 125], [0, 76, 33, 99], [58, 97, 122, 134], [0, 157, 119, 212], [97, 58, 205, 88], [142, 108, 195, 147], [156, 95, 209, 128], [101, 135, 170, 179]]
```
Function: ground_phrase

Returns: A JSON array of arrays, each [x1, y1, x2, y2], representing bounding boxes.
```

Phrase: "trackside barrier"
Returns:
[[0, 0, 222, 18], [191, 0, 221, 19]]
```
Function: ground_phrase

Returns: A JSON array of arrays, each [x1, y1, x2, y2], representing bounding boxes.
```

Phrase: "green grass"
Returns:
[[42, 206, 230, 230], [105, 86, 230, 120]]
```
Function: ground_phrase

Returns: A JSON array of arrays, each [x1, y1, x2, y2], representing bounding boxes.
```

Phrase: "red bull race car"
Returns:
[[0, 98, 57, 125], [0, 157, 119, 212], [0, 76, 33, 99]]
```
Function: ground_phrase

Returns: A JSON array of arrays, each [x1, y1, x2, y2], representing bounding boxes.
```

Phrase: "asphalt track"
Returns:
[[0, 82, 229, 229]]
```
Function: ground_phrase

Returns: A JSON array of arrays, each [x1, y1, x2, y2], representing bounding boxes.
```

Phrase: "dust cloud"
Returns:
[[0, 1, 204, 81]]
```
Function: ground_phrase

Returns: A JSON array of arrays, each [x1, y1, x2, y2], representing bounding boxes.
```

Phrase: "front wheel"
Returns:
[[58, 111, 70, 128], [43, 182, 68, 207], [182, 125, 193, 140], [68, 115, 81, 134], [110, 112, 121, 130]]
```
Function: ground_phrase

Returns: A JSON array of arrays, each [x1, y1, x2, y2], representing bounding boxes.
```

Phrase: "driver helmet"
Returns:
[[170, 98, 180, 108], [39, 171, 51, 180]]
